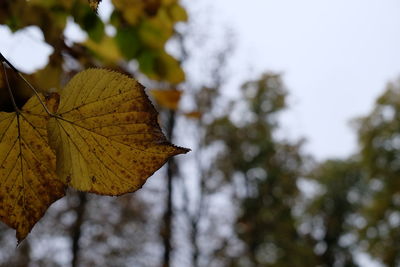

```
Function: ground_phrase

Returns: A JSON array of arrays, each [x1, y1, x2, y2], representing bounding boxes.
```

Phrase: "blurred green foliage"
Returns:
[[357, 80, 400, 266], [307, 160, 365, 267], [0, 0, 186, 93], [204, 74, 317, 266]]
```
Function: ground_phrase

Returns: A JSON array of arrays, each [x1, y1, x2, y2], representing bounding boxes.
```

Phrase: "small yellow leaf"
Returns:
[[0, 95, 65, 242], [47, 69, 189, 195], [84, 37, 123, 63], [157, 52, 185, 84], [112, 0, 144, 25], [183, 111, 202, 119], [150, 89, 182, 110], [169, 4, 188, 22], [88, 0, 102, 12]]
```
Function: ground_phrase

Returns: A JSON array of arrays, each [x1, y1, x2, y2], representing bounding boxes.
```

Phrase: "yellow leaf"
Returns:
[[183, 111, 202, 119], [47, 69, 189, 195], [157, 52, 185, 84], [139, 10, 174, 49], [88, 0, 102, 12], [112, 0, 144, 25], [83, 36, 123, 63], [169, 4, 188, 22], [0, 95, 65, 242], [84, 37, 123, 63], [150, 89, 182, 110], [162, 0, 176, 5]]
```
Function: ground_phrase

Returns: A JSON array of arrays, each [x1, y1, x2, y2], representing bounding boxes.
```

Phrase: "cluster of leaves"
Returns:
[[0, 1, 192, 264], [0, 68, 188, 242], [0, 0, 187, 91], [356, 80, 400, 266], [306, 160, 365, 266]]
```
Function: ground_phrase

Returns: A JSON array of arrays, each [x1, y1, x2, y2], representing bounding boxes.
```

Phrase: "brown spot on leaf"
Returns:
[[45, 92, 61, 113]]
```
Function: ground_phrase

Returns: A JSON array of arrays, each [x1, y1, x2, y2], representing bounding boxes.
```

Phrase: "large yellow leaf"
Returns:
[[47, 69, 189, 195], [0, 96, 65, 242]]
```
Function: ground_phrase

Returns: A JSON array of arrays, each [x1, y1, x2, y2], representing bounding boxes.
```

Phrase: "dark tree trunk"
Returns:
[[71, 192, 87, 267], [15, 240, 30, 267], [162, 111, 176, 267]]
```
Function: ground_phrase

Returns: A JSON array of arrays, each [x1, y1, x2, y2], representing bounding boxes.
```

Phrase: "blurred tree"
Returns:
[[357, 79, 400, 266], [204, 74, 317, 266], [176, 37, 233, 267], [306, 160, 366, 267]]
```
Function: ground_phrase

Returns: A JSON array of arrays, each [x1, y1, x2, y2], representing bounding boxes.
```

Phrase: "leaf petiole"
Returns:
[[0, 52, 53, 116], [17, 72, 53, 116], [1, 61, 20, 113]]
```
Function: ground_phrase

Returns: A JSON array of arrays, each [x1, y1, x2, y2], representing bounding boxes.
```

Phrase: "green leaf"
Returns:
[[115, 26, 141, 60]]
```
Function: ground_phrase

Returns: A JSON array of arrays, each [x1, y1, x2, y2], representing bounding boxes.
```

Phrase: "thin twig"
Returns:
[[0, 52, 53, 116], [0, 52, 18, 73], [17, 72, 52, 115], [1, 61, 20, 113]]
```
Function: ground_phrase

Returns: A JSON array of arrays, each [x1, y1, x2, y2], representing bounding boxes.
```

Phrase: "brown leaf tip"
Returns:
[[175, 145, 191, 155]]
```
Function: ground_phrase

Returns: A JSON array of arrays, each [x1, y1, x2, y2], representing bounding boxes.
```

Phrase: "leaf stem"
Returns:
[[0, 52, 53, 116], [17, 72, 53, 115], [1, 61, 20, 113]]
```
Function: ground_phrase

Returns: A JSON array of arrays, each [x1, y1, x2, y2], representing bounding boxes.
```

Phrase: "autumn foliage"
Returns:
[[0, 67, 188, 242]]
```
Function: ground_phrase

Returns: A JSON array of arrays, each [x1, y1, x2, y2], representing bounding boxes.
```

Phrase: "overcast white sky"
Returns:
[[204, 0, 400, 160]]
